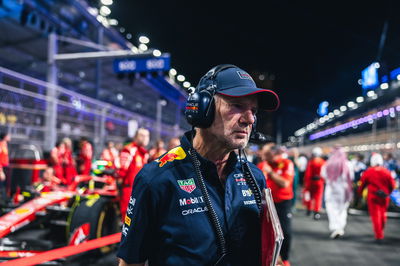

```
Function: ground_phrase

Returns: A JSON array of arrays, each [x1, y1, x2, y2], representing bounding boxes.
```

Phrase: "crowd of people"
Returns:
[[253, 143, 399, 264], [1, 129, 399, 265], [0, 129, 182, 210]]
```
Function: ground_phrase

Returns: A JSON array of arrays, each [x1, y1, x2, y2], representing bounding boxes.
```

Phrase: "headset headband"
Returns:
[[198, 64, 238, 93]]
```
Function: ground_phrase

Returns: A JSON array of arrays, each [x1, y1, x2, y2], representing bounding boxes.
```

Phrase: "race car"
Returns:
[[0, 160, 121, 264]]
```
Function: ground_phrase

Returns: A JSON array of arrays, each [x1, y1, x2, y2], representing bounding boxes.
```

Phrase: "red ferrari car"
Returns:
[[0, 159, 121, 264]]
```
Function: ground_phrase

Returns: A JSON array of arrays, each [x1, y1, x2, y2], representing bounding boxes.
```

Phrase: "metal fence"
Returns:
[[0, 66, 185, 155]]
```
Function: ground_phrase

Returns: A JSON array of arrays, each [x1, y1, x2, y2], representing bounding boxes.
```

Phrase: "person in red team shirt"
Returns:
[[118, 128, 150, 219], [258, 143, 294, 266], [0, 132, 10, 202], [148, 139, 167, 162], [358, 153, 396, 243], [303, 146, 326, 220], [61, 137, 77, 185], [101, 141, 119, 168], [77, 137, 93, 175], [49, 141, 66, 183], [35, 166, 63, 192]]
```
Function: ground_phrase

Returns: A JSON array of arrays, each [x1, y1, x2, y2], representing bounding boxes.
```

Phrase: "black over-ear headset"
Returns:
[[185, 64, 238, 128]]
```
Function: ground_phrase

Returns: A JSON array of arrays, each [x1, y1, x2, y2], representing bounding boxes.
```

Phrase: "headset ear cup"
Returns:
[[185, 91, 200, 126], [184, 90, 215, 128], [201, 92, 215, 128]]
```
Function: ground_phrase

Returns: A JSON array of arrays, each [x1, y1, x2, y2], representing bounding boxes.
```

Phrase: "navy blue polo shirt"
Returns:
[[117, 131, 266, 265]]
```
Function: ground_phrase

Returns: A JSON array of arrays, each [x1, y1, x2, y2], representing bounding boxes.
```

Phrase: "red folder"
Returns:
[[261, 188, 284, 266]]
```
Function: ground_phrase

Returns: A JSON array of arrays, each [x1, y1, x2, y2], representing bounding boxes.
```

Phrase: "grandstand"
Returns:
[[287, 63, 400, 157], [0, 0, 190, 155]]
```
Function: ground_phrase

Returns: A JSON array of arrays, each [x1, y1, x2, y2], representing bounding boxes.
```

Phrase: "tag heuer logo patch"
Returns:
[[177, 178, 196, 193], [237, 71, 252, 80]]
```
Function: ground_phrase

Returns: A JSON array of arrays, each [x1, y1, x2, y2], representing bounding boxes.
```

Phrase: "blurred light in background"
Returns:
[[367, 90, 375, 97], [347, 101, 355, 108], [333, 109, 340, 116], [138, 43, 148, 51], [169, 68, 177, 76], [99, 6, 111, 16], [152, 49, 161, 57], [101, 0, 113, 5], [177, 75, 185, 82], [380, 83, 389, 90], [109, 19, 118, 26], [139, 36, 150, 44]]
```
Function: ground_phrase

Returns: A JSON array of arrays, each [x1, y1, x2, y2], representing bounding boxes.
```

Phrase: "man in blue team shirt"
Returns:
[[117, 64, 280, 265]]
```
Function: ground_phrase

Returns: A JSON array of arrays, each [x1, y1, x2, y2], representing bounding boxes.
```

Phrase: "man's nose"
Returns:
[[241, 110, 256, 125]]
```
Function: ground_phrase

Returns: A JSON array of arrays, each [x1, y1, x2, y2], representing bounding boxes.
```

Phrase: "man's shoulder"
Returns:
[[311, 157, 324, 164], [136, 147, 191, 185], [152, 146, 189, 168]]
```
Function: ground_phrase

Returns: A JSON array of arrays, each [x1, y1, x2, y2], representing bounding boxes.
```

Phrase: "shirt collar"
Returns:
[[180, 130, 238, 175]]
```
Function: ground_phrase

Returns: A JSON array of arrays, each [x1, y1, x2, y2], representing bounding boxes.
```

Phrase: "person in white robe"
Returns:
[[321, 146, 354, 239]]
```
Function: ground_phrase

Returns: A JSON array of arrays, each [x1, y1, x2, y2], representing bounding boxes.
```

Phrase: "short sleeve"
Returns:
[[282, 160, 295, 181], [117, 169, 156, 263]]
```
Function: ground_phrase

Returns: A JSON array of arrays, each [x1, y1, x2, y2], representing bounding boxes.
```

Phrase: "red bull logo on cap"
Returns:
[[157, 146, 186, 167]]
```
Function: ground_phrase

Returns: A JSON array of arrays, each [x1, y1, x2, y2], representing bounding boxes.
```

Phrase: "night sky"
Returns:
[[111, 0, 400, 141]]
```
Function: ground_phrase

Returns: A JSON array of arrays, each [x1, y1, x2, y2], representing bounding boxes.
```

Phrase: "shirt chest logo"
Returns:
[[177, 178, 196, 193]]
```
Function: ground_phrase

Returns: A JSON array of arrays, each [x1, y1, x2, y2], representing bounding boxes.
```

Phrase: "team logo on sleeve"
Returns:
[[122, 224, 129, 236], [124, 215, 131, 226], [157, 146, 186, 167], [177, 178, 196, 193], [129, 197, 136, 207]]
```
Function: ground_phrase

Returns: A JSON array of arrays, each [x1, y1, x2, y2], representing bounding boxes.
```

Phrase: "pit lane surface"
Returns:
[[291, 206, 400, 266], [6, 205, 399, 265], [80, 206, 400, 266]]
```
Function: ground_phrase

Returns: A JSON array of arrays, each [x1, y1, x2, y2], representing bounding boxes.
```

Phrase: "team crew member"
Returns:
[[77, 137, 93, 175], [117, 64, 280, 265], [0, 133, 10, 202], [61, 137, 77, 185], [358, 153, 396, 242], [118, 128, 150, 219], [167, 137, 180, 150], [303, 147, 325, 219], [258, 144, 294, 266], [49, 141, 66, 183], [35, 166, 63, 192], [101, 141, 119, 168], [148, 139, 167, 162]]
